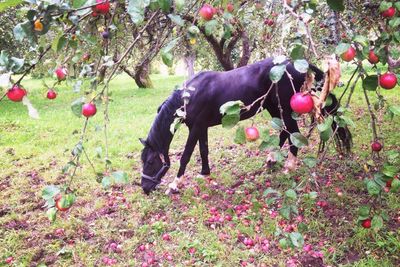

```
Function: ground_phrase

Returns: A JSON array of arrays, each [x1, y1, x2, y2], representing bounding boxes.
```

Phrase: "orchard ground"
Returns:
[[0, 70, 399, 266]]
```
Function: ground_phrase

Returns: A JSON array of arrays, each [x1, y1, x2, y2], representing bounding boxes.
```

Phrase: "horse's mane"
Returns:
[[147, 90, 182, 153]]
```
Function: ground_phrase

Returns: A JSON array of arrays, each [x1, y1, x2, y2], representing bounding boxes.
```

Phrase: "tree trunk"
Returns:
[[184, 43, 195, 79]]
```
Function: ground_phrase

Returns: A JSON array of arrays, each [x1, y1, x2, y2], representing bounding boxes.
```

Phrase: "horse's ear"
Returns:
[[139, 138, 147, 147]]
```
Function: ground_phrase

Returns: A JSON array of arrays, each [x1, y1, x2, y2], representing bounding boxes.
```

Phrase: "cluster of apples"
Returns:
[[7, 66, 96, 118], [199, 2, 234, 21], [91, 0, 110, 17], [243, 91, 314, 142], [340, 6, 398, 90]]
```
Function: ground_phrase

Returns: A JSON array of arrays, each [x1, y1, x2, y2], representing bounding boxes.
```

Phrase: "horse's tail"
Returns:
[[309, 64, 324, 83], [322, 93, 353, 154]]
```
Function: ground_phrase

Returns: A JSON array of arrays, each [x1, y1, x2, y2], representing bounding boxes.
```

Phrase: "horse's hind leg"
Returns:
[[199, 128, 210, 176], [166, 126, 200, 194]]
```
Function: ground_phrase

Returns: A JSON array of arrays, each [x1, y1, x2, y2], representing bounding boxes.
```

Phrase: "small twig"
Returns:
[[345, 73, 362, 108], [82, 147, 98, 176], [318, 124, 339, 164], [339, 65, 359, 103], [363, 86, 378, 141]]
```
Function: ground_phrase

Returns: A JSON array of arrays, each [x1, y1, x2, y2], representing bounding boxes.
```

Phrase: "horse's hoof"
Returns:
[[165, 187, 180, 195]]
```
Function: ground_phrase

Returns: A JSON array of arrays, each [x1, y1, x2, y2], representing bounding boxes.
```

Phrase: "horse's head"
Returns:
[[139, 138, 170, 194]]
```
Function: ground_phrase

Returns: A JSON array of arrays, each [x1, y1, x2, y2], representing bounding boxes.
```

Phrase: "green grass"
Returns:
[[0, 72, 399, 266]]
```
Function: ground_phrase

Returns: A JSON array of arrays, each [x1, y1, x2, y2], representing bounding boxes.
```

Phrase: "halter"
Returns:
[[141, 153, 170, 185]]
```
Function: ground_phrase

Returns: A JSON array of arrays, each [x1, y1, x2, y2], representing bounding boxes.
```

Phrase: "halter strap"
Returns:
[[141, 153, 170, 185]]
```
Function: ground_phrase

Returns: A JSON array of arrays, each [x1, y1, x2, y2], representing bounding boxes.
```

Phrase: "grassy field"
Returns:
[[0, 72, 399, 267]]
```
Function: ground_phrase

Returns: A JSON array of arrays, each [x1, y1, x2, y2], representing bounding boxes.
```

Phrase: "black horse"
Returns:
[[140, 58, 351, 194]]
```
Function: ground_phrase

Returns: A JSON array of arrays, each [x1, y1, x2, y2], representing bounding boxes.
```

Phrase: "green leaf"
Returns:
[[293, 59, 309, 73], [290, 132, 308, 148], [279, 205, 291, 220], [52, 35, 67, 53], [358, 205, 371, 217], [102, 176, 112, 189], [289, 232, 304, 248], [371, 215, 384, 231], [317, 116, 333, 132], [71, 97, 85, 117], [158, 0, 171, 12], [269, 65, 286, 83], [175, 0, 185, 12], [395, 2, 400, 10], [168, 14, 184, 26], [42, 185, 60, 200], [161, 52, 173, 67], [259, 135, 280, 150], [279, 238, 289, 249], [270, 117, 283, 131], [303, 156, 317, 168], [263, 188, 281, 197], [204, 20, 218, 36], [9, 57, 25, 72], [388, 105, 400, 116], [320, 127, 333, 142], [390, 178, 400, 193], [72, 141, 83, 156], [353, 35, 369, 47], [305, 191, 318, 200], [290, 44, 305, 60], [389, 17, 400, 28], [188, 25, 200, 35], [366, 180, 381, 196], [380, 1, 393, 12], [285, 189, 297, 200], [335, 43, 350, 55], [234, 126, 246, 144], [219, 101, 244, 115], [46, 207, 57, 222], [363, 75, 378, 91], [127, 0, 150, 24], [72, 0, 88, 8], [222, 114, 240, 129], [112, 171, 129, 184], [382, 163, 398, 177], [327, 0, 345, 11]]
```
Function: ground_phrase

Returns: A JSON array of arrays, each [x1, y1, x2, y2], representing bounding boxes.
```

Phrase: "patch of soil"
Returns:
[[338, 249, 360, 265], [298, 254, 324, 267], [4, 219, 29, 230]]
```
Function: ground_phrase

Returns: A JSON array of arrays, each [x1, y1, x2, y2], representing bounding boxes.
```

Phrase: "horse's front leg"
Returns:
[[199, 128, 210, 176], [166, 126, 199, 194], [282, 113, 300, 171]]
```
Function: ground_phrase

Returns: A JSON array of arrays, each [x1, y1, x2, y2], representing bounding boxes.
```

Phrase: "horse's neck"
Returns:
[[148, 96, 179, 155]]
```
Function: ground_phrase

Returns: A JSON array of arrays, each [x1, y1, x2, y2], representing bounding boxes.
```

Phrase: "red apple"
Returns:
[[341, 46, 356, 62], [361, 219, 371, 229], [379, 72, 397, 89], [371, 141, 382, 152], [83, 53, 91, 61], [5, 257, 13, 264], [7, 85, 27, 102], [264, 19, 274, 26], [55, 197, 69, 212], [55, 67, 67, 81], [46, 89, 57, 100], [245, 127, 259, 142], [382, 7, 396, 18], [94, 0, 110, 14], [368, 50, 379, 64], [386, 179, 392, 188], [82, 103, 97, 117], [226, 3, 234, 13], [199, 4, 214, 21], [162, 233, 171, 241], [290, 92, 314, 114]]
